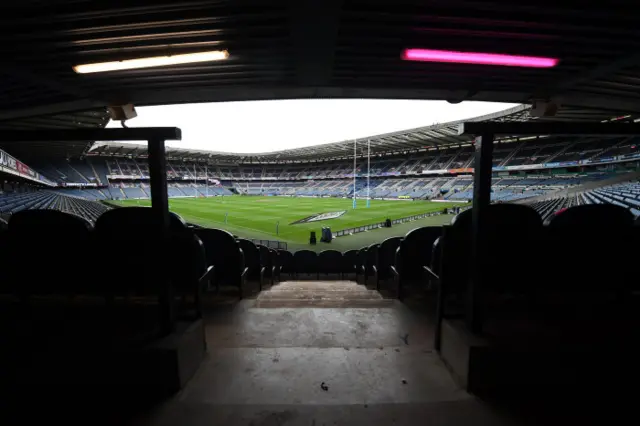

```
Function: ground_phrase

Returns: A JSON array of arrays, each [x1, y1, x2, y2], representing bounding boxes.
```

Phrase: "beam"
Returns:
[[3, 64, 105, 102], [0, 127, 181, 142], [540, 52, 640, 95], [469, 133, 494, 333], [458, 122, 640, 136], [0, 100, 106, 121], [556, 94, 640, 114], [290, 0, 343, 86], [148, 138, 173, 334]]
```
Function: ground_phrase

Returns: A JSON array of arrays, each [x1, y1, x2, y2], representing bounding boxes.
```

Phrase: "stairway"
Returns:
[[255, 280, 393, 308]]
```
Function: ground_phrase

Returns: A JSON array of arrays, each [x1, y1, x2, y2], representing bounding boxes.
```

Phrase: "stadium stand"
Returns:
[[527, 179, 640, 221], [0, 189, 109, 223], [5, 2, 640, 424]]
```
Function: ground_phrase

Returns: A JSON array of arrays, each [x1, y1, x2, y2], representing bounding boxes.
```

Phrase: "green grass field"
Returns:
[[114, 196, 461, 251]]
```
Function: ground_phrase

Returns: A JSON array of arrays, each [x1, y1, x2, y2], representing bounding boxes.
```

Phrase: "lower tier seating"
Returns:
[[0, 190, 110, 224], [528, 179, 640, 221]]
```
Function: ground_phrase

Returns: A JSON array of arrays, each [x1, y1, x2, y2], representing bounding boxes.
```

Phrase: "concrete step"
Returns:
[[255, 298, 395, 308], [257, 280, 387, 307], [258, 291, 383, 300]]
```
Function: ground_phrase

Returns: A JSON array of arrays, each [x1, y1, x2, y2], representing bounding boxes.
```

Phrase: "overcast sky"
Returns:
[[105, 100, 518, 153]]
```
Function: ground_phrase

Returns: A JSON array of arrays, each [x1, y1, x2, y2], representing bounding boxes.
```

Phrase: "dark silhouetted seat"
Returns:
[[376, 236, 403, 290], [433, 204, 543, 347], [392, 226, 442, 299], [278, 250, 294, 278], [318, 250, 343, 276], [270, 249, 280, 282], [258, 245, 276, 286], [544, 204, 635, 298], [293, 250, 318, 279], [168, 232, 213, 319], [5, 209, 92, 298], [342, 250, 358, 278], [363, 244, 379, 286], [0, 217, 8, 232], [356, 247, 368, 283], [237, 239, 264, 294], [546, 203, 634, 228], [193, 228, 247, 294], [94, 208, 213, 320], [94, 206, 187, 232]]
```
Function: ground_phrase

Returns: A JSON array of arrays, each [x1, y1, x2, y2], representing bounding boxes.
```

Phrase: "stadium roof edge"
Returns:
[[90, 104, 534, 162]]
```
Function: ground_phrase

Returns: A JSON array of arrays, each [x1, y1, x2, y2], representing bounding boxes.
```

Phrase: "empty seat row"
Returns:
[[0, 207, 214, 346], [0, 190, 110, 224]]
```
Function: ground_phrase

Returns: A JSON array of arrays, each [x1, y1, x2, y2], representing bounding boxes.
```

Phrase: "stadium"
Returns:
[[3, 105, 638, 251], [1, 2, 639, 424]]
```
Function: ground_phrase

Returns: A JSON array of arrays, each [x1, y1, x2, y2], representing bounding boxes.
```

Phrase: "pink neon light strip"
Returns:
[[402, 48, 558, 68]]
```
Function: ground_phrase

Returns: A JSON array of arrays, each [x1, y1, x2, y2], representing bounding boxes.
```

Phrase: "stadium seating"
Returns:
[[363, 244, 379, 286], [269, 248, 281, 282], [318, 250, 343, 276], [0, 190, 110, 224], [2, 209, 93, 298], [237, 239, 264, 295], [277, 250, 294, 278], [0, 207, 214, 389], [375, 237, 403, 291], [423, 202, 639, 392], [356, 247, 368, 282], [258, 245, 276, 286], [193, 227, 247, 294], [528, 179, 640, 221], [94, 208, 211, 314], [391, 226, 442, 300], [293, 250, 319, 279], [341, 249, 358, 278]]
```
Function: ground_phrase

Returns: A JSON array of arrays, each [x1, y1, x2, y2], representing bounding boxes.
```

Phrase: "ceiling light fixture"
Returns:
[[73, 50, 229, 74], [402, 48, 558, 68]]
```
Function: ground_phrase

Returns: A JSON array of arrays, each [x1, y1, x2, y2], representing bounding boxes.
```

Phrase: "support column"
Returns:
[[468, 133, 494, 333], [148, 138, 173, 334]]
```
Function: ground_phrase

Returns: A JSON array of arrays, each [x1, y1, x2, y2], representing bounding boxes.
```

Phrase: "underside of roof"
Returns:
[[1, 1, 640, 161]]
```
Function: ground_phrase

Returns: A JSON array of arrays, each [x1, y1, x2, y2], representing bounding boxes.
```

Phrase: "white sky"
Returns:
[[106, 100, 518, 153]]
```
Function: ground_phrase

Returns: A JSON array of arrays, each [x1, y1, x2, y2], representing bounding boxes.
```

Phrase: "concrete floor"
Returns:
[[138, 280, 519, 426]]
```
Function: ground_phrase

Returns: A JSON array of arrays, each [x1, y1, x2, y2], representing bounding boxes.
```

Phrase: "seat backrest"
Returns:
[[318, 250, 343, 273], [168, 232, 208, 296], [431, 237, 442, 276], [258, 245, 272, 268], [397, 226, 442, 277], [342, 250, 358, 273], [95, 206, 187, 234], [9, 209, 92, 235], [356, 247, 368, 270], [544, 204, 634, 294], [443, 204, 543, 296], [365, 244, 379, 274], [193, 227, 244, 280], [546, 204, 634, 228], [278, 250, 294, 273], [269, 248, 279, 269], [450, 203, 542, 231], [237, 238, 261, 267], [293, 250, 318, 273], [377, 237, 403, 279], [6, 210, 93, 296]]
